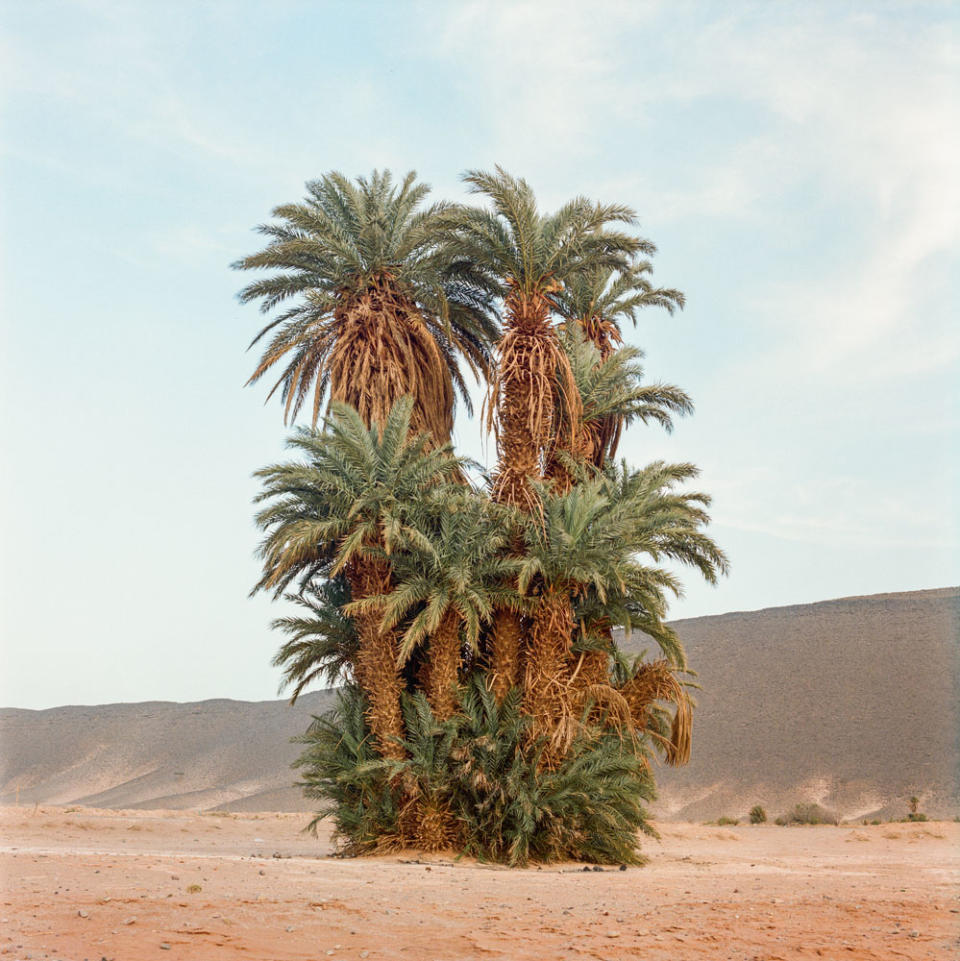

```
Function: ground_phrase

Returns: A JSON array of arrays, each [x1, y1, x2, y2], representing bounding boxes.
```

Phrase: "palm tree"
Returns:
[[235, 169, 496, 442], [549, 327, 693, 485], [516, 467, 727, 758], [350, 495, 521, 720], [253, 398, 464, 758], [554, 264, 686, 468], [441, 168, 648, 698]]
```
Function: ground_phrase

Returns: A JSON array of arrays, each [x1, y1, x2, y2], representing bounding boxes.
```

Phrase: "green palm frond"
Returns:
[[253, 398, 465, 597], [555, 262, 685, 356], [442, 166, 645, 303], [271, 577, 357, 701]]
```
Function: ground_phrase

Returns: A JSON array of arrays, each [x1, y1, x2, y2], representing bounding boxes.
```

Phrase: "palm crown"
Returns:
[[235, 170, 497, 440], [556, 262, 685, 358]]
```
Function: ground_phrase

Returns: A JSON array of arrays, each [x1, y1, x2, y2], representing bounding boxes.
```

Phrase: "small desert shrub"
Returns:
[[715, 816, 739, 826], [294, 675, 657, 866], [774, 802, 839, 826], [186, 884, 202, 894], [905, 812, 929, 822], [749, 805, 767, 824]]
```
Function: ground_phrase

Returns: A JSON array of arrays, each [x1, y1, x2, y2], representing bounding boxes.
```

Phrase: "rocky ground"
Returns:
[[1, 806, 957, 960]]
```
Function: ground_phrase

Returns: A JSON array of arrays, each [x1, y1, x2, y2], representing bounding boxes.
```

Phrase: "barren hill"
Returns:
[[2, 587, 957, 821], [619, 586, 960, 821]]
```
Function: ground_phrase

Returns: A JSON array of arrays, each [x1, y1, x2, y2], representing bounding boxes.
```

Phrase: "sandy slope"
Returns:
[[1, 806, 958, 960]]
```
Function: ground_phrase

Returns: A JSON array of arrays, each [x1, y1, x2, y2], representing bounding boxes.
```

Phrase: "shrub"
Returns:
[[775, 802, 839, 826], [749, 805, 767, 824], [715, 816, 739, 826], [905, 812, 928, 822], [294, 675, 658, 866]]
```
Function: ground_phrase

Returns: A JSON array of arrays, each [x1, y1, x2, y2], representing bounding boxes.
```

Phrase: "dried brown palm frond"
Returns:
[[619, 658, 694, 766], [326, 274, 455, 443]]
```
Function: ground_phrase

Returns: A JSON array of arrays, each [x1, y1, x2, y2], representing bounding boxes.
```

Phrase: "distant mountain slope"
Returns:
[[0, 693, 333, 813], [624, 587, 959, 821], [2, 588, 957, 820]]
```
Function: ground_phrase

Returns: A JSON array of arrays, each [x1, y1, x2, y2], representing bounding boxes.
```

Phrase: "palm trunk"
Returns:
[[427, 609, 461, 721], [580, 313, 623, 468], [346, 557, 406, 761], [522, 586, 574, 739], [488, 288, 576, 699], [490, 288, 567, 510], [488, 610, 523, 702]]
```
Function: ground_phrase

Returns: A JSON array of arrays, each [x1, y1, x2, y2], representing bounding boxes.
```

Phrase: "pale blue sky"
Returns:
[[1, 1, 957, 709]]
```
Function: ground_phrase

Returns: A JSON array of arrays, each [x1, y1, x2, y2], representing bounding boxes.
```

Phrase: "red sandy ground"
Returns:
[[1, 807, 957, 960]]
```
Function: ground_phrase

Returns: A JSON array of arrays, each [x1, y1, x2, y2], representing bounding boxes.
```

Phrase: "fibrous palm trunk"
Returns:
[[579, 312, 623, 468], [488, 287, 578, 702], [345, 556, 406, 761], [427, 608, 462, 721], [488, 611, 523, 703], [522, 586, 575, 751], [489, 287, 569, 510]]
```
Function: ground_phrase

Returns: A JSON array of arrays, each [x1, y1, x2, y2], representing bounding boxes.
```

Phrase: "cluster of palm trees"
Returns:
[[238, 167, 726, 857]]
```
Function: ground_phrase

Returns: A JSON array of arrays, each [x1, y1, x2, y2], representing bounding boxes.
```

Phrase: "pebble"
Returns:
[[286, 925, 295, 932], [123, 917, 136, 925], [360, 953, 369, 959], [606, 931, 620, 938], [909, 930, 920, 938], [160, 945, 171, 951], [77, 910, 89, 918]]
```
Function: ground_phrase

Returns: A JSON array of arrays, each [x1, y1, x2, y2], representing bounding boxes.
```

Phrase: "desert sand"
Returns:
[[1, 806, 957, 960]]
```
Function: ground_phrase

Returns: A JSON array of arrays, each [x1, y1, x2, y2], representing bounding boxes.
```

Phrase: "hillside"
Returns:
[[2, 587, 957, 821]]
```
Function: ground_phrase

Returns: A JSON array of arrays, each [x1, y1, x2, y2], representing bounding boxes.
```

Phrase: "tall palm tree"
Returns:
[[353, 495, 521, 720], [253, 398, 464, 759], [235, 169, 497, 442], [441, 167, 647, 698]]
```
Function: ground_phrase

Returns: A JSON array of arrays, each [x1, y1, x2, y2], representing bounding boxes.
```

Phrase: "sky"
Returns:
[[1, 1, 957, 709]]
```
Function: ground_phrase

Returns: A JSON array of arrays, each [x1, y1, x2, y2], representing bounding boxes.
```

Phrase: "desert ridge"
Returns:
[[2, 587, 957, 822]]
